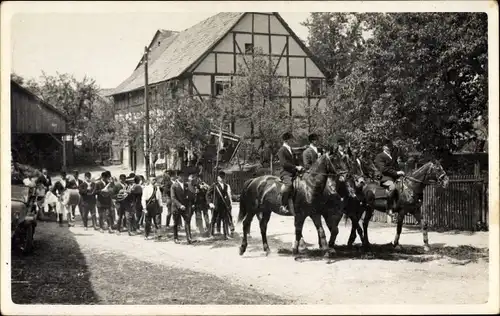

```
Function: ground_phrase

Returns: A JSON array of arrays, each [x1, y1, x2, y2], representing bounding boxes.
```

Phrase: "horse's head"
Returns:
[[429, 160, 449, 189], [412, 160, 449, 188]]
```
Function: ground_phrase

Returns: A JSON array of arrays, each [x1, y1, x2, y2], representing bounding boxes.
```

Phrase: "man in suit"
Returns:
[[277, 132, 304, 215], [114, 174, 130, 235], [95, 171, 114, 233], [170, 171, 193, 244], [206, 170, 234, 238], [141, 176, 163, 240], [160, 170, 174, 228], [78, 172, 97, 230], [129, 175, 143, 233], [374, 139, 405, 216], [66, 169, 83, 221], [302, 133, 321, 171]]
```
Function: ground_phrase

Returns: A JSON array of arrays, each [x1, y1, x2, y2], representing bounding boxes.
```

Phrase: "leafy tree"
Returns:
[[114, 82, 216, 168], [303, 13, 368, 83], [312, 13, 488, 158], [216, 48, 292, 164]]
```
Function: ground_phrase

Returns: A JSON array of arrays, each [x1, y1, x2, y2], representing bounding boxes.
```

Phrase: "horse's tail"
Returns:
[[237, 179, 254, 224]]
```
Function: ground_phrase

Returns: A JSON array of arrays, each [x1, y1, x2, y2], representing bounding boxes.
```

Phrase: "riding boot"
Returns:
[[279, 187, 293, 215], [387, 189, 396, 216]]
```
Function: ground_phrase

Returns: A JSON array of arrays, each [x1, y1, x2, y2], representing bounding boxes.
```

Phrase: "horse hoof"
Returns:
[[239, 246, 246, 256], [423, 245, 431, 252], [292, 248, 299, 255], [324, 249, 336, 258], [394, 244, 402, 251], [265, 249, 271, 256]]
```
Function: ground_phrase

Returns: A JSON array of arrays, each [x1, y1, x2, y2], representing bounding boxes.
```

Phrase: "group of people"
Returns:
[[29, 167, 236, 243], [277, 132, 407, 216]]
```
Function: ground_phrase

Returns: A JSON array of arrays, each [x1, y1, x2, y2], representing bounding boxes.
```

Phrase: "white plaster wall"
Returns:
[[192, 75, 211, 95]]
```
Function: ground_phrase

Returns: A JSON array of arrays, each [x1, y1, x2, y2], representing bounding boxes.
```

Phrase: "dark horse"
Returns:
[[360, 160, 449, 251], [238, 153, 342, 256]]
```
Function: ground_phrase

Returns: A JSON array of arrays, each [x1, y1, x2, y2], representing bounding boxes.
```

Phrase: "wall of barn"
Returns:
[[11, 85, 67, 134]]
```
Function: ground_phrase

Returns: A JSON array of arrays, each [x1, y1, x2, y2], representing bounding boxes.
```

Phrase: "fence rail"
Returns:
[[200, 171, 488, 232]]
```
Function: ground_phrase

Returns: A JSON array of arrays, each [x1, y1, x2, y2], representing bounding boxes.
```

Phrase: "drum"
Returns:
[[62, 189, 80, 206]]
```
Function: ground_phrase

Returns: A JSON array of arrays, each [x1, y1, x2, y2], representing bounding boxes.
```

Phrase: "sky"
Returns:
[[11, 12, 312, 90]]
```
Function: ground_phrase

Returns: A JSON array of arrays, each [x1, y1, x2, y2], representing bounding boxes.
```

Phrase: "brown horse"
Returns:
[[237, 152, 342, 256], [361, 160, 449, 251]]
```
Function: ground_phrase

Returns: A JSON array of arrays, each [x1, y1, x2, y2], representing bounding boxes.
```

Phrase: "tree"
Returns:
[[312, 13, 488, 157], [114, 82, 217, 169], [216, 48, 292, 164], [303, 13, 368, 84]]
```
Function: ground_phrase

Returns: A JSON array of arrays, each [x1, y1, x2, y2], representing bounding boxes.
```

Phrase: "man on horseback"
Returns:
[[277, 132, 304, 215], [374, 139, 405, 217], [302, 133, 321, 171]]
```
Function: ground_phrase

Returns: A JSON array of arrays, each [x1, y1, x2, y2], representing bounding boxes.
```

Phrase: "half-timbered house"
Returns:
[[110, 12, 327, 173]]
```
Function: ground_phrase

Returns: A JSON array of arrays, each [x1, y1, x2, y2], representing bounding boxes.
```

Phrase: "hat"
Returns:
[[337, 138, 346, 145], [218, 170, 226, 178], [282, 132, 293, 141], [308, 133, 319, 143]]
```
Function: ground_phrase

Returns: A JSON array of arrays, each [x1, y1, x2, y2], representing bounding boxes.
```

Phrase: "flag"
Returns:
[[217, 127, 224, 152]]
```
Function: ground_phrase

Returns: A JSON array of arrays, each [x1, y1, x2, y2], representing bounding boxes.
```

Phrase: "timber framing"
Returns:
[[112, 11, 329, 133]]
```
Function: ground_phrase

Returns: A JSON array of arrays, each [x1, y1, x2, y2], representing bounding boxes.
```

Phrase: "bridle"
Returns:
[[405, 163, 447, 186]]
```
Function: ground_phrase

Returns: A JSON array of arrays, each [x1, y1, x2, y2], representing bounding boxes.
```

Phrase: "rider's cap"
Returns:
[[218, 170, 226, 178], [282, 132, 293, 141], [308, 133, 319, 142]]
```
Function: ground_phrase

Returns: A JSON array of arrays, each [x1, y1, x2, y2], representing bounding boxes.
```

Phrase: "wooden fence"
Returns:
[[370, 175, 488, 231], [200, 170, 488, 232]]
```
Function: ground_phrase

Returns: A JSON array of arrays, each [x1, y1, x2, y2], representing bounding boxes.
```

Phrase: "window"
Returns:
[[308, 78, 324, 97], [214, 76, 232, 96], [245, 43, 254, 54]]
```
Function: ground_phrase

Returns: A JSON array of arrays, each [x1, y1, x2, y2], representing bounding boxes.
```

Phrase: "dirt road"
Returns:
[[15, 203, 487, 305]]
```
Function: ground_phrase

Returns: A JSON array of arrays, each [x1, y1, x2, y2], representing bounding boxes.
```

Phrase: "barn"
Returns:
[[10, 79, 70, 171]]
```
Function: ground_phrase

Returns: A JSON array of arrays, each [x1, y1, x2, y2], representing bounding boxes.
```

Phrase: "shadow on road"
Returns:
[[276, 243, 489, 265], [11, 222, 100, 304]]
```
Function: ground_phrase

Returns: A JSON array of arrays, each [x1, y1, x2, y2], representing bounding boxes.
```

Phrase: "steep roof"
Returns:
[[11, 79, 68, 121], [133, 29, 179, 70], [112, 12, 244, 95]]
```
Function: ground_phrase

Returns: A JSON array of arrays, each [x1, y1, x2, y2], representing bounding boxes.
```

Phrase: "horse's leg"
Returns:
[[392, 208, 405, 250], [259, 210, 272, 255], [324, 211, 341, 250], [362, 207, 374, 250], [239, 211, 255, 256], [310, 213, 328, 251], [292, 214, 306, 255], [413, 210, 430, 252]]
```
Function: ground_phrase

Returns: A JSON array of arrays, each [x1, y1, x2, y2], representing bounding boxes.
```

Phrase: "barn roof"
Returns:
[[112, 12, 244, 95], [11, 79, 68, 121]]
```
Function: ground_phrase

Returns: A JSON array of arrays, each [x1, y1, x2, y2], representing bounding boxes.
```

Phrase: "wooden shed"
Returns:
[[10, 79, 70, 171]]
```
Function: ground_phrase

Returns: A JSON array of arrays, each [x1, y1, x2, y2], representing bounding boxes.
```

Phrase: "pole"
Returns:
[[144, 46, 150, 179], [62, 135, 67, 171]]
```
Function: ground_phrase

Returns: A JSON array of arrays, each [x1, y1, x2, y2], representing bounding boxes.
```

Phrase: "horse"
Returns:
[[361, 160, 449, 251], [237, 152, 342, 256]]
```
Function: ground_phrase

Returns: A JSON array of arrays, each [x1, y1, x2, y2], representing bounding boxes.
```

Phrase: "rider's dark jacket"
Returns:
[[277, 145, 298, 178], [374, 151, 399, 182]]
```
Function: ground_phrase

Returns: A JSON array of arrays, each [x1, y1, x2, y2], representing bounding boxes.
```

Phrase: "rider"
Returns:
[[277, 132, 304, 215], [302, 133, 321, 171], [374, 139, 405, 216]]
